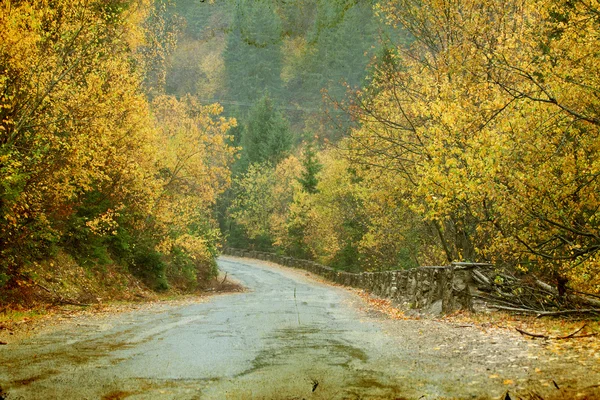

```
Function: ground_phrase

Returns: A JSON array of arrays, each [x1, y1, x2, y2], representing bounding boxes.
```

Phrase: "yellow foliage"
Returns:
[[0, 0, 235, 286], [1, 0, 159, 264], [302, 151, 359, 265], [150, 95, 236, 259], [230, 155, 302, 246], [350, 0, 600, 291]]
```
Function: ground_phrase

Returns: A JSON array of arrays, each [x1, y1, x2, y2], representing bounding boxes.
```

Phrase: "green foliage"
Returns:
[[133, 247, 169, 291], [330, 242, 362, 273], [289, 0, 378, 101], [108, 226, 134, 265], [165, 0, 397, 137], [284, 197, 312, 259], [168, 247, 198, 287], [223, 0, 284, 105], [237, 94, 292, 172], [0, 273, 10, 288], [298, 139, 322, 194]]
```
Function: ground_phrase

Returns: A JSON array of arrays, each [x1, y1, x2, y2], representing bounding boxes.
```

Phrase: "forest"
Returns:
[[1, 0, 599, 303]]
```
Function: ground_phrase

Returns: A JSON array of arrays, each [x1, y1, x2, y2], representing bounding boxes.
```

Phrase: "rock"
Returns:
[[428, 299, 443, 316]]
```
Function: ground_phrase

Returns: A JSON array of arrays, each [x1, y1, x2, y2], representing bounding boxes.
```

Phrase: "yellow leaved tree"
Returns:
[[345, 0, 600, 292], [149, 95, 236, 287], [0, 0, 157, 282], [229, 155, 302, 251], [0, 0, 236, 292]]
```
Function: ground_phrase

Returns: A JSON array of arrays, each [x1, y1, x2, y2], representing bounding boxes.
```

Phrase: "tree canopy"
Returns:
[[4, 0, 600, 298]]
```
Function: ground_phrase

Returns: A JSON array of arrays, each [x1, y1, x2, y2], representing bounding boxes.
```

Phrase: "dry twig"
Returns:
[[516, 324, 597, 340]]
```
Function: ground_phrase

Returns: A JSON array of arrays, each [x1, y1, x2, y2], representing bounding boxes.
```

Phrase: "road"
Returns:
[[1, 256, 598, 399]]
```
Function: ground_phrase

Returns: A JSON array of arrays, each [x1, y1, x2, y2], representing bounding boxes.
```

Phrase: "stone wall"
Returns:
[[222, 248, 483, 314]]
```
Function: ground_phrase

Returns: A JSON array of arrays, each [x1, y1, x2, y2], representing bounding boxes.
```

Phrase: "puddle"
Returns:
[[217, 323, 409, 399]]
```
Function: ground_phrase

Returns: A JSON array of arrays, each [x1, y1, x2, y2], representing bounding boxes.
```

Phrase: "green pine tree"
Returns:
[[298, 138, 322, 194], [237, 94, 292, 172]]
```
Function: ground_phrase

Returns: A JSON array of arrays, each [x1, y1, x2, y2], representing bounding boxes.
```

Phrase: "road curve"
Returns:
[[1, 256, 598, 399]]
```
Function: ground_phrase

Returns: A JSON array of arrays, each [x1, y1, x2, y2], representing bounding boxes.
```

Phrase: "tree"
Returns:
[[0, 0, 236, 291], [150, 95, 236, 286], [237, 93, 292, 172], [344, 0, 600, 292], [297, 138, 322, 194], [0, 0, 157, 280], [299, 151, 368, 271], [228, 155, 302, 251], [223, 0, 284, 105], [139, 0, 183, 98]]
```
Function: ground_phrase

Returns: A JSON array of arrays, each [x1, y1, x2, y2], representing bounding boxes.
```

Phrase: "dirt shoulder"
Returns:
[[0, 270, 244, 345]]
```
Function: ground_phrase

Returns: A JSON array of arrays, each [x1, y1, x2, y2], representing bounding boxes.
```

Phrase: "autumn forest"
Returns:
[[2, 0, 600, 302]]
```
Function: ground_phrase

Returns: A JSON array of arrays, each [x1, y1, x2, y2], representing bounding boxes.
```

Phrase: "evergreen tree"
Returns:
[[298, 138, 322, 194], [238, 94, 292, 172]]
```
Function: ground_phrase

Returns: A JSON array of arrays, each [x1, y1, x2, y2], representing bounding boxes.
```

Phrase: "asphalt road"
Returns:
[[1, 256, 597, 399]]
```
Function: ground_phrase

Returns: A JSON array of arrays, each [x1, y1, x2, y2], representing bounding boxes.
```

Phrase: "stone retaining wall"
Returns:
[[222, 248, 480, 314]]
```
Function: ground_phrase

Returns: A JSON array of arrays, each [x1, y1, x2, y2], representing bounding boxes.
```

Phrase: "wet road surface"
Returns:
[[1, 256, 598, 399]]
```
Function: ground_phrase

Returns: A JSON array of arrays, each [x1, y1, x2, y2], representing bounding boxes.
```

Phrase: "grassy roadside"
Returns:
[[0, 252, 244, 343]]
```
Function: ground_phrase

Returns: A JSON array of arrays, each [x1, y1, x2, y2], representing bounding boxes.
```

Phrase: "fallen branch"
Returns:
[[489, 305, 538, 314], [570, 294, 600, 308], [54, 297, 91, 307], [535, 279, 600, 308], [516, 324, 597, 340], [515, 327, 548, 339], [556, 324, 586, 339], [472, 269, 491, 286], [535, 279, 557, 295], [452, 262, 493, 270], [35, 283, 52, 293], [474, 294, 525, 308], [472, 269, 600, 313], [220, 272, 228, 286], [584, 384, 600, 389], [536, 309, 600, 318], [556, 333, 598, 340]]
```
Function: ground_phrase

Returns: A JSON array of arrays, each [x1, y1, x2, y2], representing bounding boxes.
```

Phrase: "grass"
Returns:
[[0, 307, 48, 325]]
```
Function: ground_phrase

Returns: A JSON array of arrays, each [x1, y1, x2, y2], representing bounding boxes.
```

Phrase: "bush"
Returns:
[[131, 247, 168, 291], [167, 247, 198, 289]]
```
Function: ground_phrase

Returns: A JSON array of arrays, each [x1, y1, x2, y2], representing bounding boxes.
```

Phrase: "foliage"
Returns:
[[165, 0, 391, 137], [0, 0, 156, 280], [229, 144, 427, 271], [236, 94, 292, 173], [0, 0, 235, 292], [342, 0, 600, 292], [8, 0, 600, 299], [300, 152, 365, 270], [139, 0, 183, 97], [223, 0, 284, 105], [229, 155, 302, 251], [297, 138, 322, 194], [148, 95, 236, 287]]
